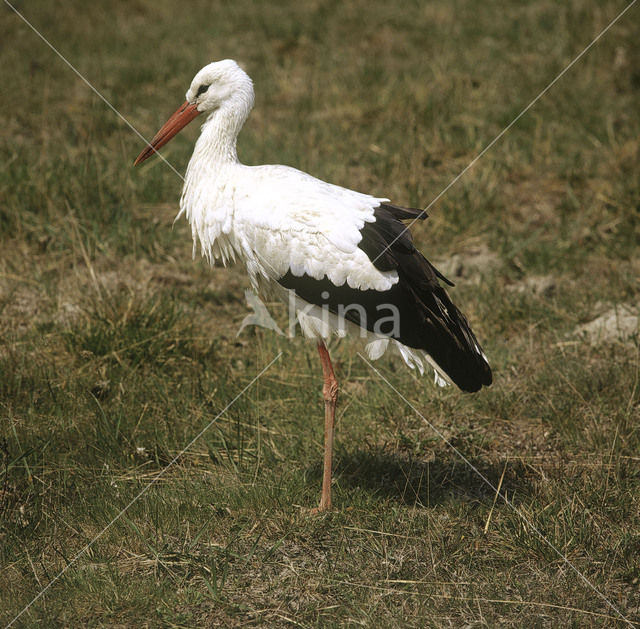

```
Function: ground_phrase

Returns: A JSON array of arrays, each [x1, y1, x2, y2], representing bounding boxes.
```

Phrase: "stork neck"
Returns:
[[191, 104, 246, 167]]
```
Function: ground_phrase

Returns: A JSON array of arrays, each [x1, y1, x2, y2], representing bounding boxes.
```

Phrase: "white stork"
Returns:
[[134, 59, 492, 511]]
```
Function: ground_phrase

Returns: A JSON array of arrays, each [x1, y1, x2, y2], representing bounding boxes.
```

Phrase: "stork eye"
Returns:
[[196, 84, 210, 97]]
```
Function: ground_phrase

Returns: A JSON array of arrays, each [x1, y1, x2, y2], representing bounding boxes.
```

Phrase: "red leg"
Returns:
[[316, 340, 338, 511]]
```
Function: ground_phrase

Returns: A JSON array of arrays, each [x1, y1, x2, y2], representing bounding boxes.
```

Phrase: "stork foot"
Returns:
[[306, 504, 332, 515]]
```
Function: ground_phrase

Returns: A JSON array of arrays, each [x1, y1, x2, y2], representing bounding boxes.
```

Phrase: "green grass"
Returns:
[[2, 0, 640, 626]]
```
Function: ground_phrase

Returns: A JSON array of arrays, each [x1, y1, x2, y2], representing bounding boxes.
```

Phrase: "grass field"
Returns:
[[2, 0, 640, 626]]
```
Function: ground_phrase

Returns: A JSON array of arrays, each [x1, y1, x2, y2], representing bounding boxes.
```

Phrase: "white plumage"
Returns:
[[183, 164, 397, 292], [135, 59, 491, 511], [174, 62, 432, 375]]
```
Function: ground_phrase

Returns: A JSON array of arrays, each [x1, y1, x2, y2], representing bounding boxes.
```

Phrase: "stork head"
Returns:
[[186, 59, 254, 115], [134, 59, 254, 166]]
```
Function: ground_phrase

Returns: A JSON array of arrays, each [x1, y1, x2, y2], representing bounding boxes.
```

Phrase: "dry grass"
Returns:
[[1, 0, 640, 626]]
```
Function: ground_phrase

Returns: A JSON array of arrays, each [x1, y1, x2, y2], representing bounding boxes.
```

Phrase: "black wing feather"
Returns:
[[278, 202, 492, 392]]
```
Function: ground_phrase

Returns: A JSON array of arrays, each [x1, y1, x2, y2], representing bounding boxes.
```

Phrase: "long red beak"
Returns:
[[134, 101, 200, 166]]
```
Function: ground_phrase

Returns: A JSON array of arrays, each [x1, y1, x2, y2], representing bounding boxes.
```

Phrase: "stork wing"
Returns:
[[232, 166, 491, 391]]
